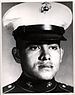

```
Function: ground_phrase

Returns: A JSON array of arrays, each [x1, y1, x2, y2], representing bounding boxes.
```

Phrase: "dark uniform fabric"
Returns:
[[3, 73, 73, 93]]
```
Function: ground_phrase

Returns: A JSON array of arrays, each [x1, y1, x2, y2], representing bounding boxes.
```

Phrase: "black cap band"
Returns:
[[13, 24, 67, 42]]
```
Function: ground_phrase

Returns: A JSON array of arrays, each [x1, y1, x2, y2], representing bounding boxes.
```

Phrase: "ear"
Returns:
[[60, 48, 64, 63], [12, 47, 21, 63]]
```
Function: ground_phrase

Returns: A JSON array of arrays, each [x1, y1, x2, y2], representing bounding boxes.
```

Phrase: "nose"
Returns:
[[38, 45, 50, 61]]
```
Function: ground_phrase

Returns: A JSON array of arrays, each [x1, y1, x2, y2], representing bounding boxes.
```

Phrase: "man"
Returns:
[[3, 2, 73, 93]]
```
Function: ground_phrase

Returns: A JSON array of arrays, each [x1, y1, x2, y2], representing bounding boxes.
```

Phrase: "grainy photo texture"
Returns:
[[2, 2, 73, 93]]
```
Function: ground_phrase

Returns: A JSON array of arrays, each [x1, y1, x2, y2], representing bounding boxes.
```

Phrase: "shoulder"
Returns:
[[3, 81, 33, 93], [3, 81, 74, 93], [3, 82, 16, 93], [57, 82, 73, 93]]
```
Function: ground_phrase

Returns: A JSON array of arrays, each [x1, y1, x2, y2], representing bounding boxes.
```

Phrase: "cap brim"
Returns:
[[24, 34, 67, 44]]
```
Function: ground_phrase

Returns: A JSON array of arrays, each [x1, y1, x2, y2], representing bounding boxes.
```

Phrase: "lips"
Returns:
[[34, 61, 53, 70], [38, 64, 53, 69]]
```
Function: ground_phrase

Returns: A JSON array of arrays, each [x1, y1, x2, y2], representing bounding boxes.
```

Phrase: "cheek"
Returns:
[[50, 51, 61, 65], [25, 51, 40, 67], [50, 51, 61, 72]]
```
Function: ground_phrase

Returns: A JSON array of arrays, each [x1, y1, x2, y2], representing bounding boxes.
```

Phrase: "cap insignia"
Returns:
[[41, 2, 51, 13]]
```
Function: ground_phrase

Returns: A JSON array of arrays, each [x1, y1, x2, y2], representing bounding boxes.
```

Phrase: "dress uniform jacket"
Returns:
[[3, 73, 73, 93]]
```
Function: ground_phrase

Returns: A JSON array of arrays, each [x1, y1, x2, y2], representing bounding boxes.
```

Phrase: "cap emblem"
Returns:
[[41, 2, 51, 13]]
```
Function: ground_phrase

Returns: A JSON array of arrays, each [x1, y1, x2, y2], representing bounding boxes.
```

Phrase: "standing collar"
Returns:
[[15, 73, 57, 92]]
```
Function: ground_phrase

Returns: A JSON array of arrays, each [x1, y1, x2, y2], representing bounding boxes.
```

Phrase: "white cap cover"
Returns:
[[3, 2, 72, 30]]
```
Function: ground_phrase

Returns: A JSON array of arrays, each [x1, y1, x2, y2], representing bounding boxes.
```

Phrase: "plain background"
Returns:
[[2, 2, 73, 87]]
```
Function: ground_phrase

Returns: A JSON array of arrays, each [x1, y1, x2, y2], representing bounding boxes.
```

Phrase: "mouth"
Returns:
[[38, 64, 53, 70]]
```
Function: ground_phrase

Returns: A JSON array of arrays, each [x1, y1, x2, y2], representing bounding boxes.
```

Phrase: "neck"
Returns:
[[20, 72, 55, 83]]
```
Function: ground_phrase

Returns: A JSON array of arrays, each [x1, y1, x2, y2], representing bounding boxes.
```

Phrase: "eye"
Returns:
[[28, 45, 41, 51], [48, 46, 58, 50]]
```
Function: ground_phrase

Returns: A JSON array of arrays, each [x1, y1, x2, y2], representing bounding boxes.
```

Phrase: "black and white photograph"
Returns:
[[1, 1, 74, 94]]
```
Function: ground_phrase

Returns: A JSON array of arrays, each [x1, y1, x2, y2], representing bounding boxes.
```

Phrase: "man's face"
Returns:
[[19, 43, 63, 80]]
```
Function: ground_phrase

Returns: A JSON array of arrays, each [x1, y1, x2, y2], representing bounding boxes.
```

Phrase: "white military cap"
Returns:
[[3, 2, 72, 42]]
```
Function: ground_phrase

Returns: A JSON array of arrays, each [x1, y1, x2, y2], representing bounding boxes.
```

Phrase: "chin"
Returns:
[[35, 72, 55, 80]]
